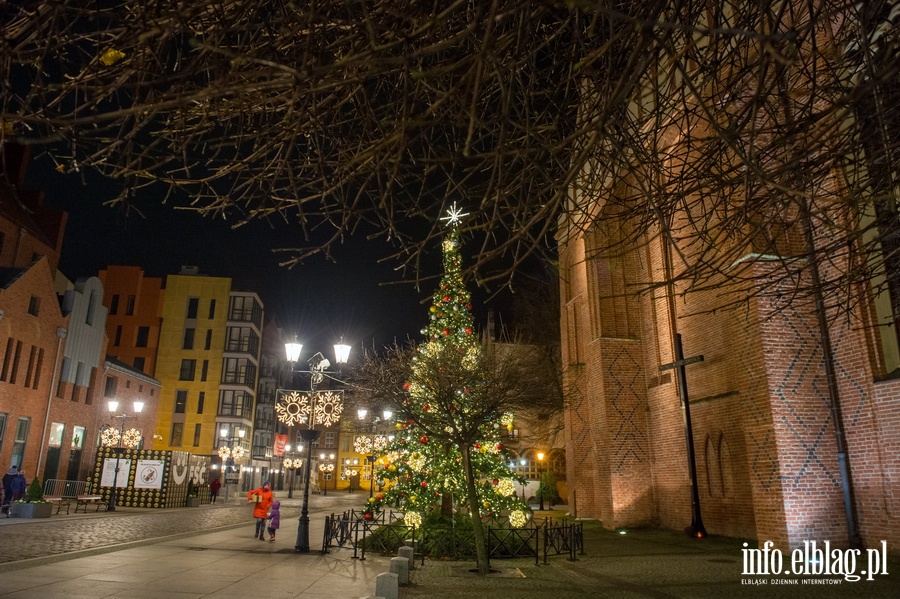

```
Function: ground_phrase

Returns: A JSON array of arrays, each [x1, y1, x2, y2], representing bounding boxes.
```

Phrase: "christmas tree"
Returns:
[[366, 204, 529, 572]]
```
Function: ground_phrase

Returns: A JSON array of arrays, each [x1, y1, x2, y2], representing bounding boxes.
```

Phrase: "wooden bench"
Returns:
[[43, 496, 72, 515], [75, 495, 108, 513]]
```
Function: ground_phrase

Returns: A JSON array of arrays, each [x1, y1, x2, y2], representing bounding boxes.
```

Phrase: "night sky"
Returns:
[[25, 153, 436, 355], [25, 151, 514, 358]]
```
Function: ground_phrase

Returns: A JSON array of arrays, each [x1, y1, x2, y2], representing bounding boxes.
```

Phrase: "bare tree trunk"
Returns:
[[460, 444, 490, 575]]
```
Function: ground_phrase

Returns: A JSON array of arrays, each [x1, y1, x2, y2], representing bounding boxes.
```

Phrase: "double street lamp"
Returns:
[[318, 456, 335, 494], [218, 428, 246, 503], [279, 338, 350, 553], [105, 400, 144, 512], [355, 407, 393, 498], [282, 444, 304, 499]]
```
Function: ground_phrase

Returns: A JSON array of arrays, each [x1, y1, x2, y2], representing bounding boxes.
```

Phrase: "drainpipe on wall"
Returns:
[[801, 204, 861, 550], [35, 327, 67, 475]]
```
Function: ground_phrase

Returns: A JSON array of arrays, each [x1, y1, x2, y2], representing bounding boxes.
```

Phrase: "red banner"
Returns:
[[273, 433, 288, 457]]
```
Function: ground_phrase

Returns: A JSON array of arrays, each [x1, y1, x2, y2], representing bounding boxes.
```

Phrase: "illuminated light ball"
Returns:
[[498, 479, 516, 496], [419, 436, 429, 444], [496, 443, 504, 451], [509, 510, 527, 528], [406, 511, 423, 529]]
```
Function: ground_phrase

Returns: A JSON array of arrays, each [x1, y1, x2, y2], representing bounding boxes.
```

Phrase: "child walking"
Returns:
[[265, 500, 281, 542]]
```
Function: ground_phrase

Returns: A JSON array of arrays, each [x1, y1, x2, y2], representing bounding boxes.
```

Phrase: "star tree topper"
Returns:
[[440, 202, 469, 227]]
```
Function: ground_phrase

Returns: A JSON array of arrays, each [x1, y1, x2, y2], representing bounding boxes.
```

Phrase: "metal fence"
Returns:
[[322, 511, 584, 566], [42, 479, 88, 497]]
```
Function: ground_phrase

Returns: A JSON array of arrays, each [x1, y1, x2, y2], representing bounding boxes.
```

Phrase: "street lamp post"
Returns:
[[106, 400, 144, 512], [520, 459, 527, 500], [537, 452, 545, 511], [283, 443, 304, 499], [281, 337, 350, 554], [318, 454, 335, 495], [355, 407, 392, 499]]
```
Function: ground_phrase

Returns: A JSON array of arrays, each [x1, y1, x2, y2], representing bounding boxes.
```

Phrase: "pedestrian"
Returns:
[[265, 500, 281, 542], [210, 478, 221, 503], [10, 470, 27, 502], [2, 466, 18, 514], [246, 481, 273, 540]]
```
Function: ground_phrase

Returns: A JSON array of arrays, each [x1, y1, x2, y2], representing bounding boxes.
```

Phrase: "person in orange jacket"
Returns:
[[247, 481, 274, 540]]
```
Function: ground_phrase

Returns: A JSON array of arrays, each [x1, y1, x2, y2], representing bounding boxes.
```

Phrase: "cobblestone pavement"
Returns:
[[0, 493, 360, 570]]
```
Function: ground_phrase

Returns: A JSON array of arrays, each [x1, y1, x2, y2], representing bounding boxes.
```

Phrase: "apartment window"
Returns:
[[133, 357, 145, 372], [208, 299, 216, 319], [187, 297, 199, 319], [109, 294, 120, 315], [11, 417, 30, 468], [30, 348, 44, 390], [174, 390, 187, 413], [114, 326, 122, 346], [104, 376, 117, 398], [205, 330, 212, 350], [324, 431, 335, 448], [179, 359, 196, 380], [126, 295, 135, 315], [28, 296, 40, 316], [201, 360, 209, 382], [136, 326, 150, 348], [193, 424, 202, 446], [170, 423, 183, 446], [197, 391, 205, 414], [183, 328, 195, 350]]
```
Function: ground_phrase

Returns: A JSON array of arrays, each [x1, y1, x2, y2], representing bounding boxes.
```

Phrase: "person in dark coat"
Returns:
[[2, 466, 18, 514], [10, 470, 27, 502], [210, 478, 221, 503]]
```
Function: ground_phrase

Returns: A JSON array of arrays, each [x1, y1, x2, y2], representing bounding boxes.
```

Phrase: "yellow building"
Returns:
[[152, 269, 263, 468]]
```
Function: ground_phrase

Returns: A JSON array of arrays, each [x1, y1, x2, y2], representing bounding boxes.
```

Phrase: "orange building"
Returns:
[[98, 266, 164, 376]]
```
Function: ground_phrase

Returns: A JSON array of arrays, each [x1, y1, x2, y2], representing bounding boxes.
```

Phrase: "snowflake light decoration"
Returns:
[[314, 391, 344, 427], [440, 202, 470, 226], [122, 428, 142, 448], [218, 446, 231, 459], [275, 391, 311, 426], [231, 446, 245, 459], [373, 435, 389, 451], [354, 435, 373, 454], [100, 427, 120, 447], [284, 458, 304, 469]]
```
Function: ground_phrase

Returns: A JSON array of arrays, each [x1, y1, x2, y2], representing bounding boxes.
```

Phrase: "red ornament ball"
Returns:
[[403, 382, 412, 389], [421, 481, 428, 488], [465, 327, 473, 335], [419, 436, 429, 444], [442, 295, 451, 302], [443, 328, 450, 335], [422, 404, 430, 411], [473, 443, 481, 450], [492, 478, 499, 485], [364, 513, 372, 520], [408, 419, 415, 424], [496, 443, 504, 451]]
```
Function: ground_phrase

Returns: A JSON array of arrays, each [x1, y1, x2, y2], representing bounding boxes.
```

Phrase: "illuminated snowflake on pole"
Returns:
[[275, 391, 311, 426], [231, 446, 245, 459], [284, 458, 304, 469], [313, 391, 344, 427], [122, 428, 142, 448], [373, 435, 389, 451], [354, 435, 373, 454], [100, 427, 120, 447], [218, 446, 231, 459]]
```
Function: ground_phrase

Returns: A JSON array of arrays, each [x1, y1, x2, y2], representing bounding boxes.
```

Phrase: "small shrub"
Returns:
[[24, 477, 44, 503]]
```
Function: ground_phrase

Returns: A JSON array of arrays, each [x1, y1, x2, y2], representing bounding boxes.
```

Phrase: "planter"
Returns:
[[185, 496, 201, 507], [10, 502, 53, 519]]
